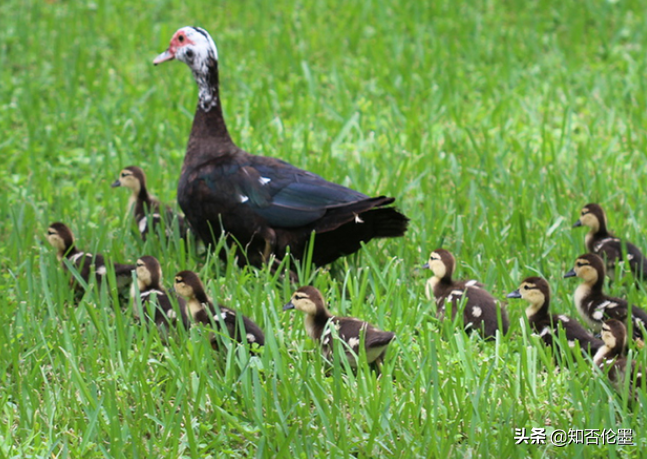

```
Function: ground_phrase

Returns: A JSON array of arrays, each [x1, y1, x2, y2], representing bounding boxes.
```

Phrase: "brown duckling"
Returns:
[[564, 253, 647, 340], [573, 203, 647, 280], [283, 286, 395, 368], [424, 249, 509, 339], [112, 166, 187, 241], [46, 222, 134, 298], [133, 256, 190, 331], [506, 276, 602, 354], [173, 270, 265, 347], [594, 319, 644, 398]]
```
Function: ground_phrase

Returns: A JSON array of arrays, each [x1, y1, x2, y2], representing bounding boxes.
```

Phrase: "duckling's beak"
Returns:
[[506, 289, 522, 299], [153, 48, 175, 65], [572, 220, 582, 228], [422, 263, 429, 269], [111, 179, 121, 188], [563, 269, 576, 278], [283, 301, 295, 311]]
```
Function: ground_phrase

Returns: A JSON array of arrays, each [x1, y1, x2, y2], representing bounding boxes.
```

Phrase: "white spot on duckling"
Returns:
[[246, 333, 256, 343], [558, 315, 570, 322], [259, 177, 271, 185], [138, 217, 148, 233], [471, 306, 482, 318], [592, 311, 604, 320], [347, 337, 361, 349], [539, 327, 551, 337], [168, 310, 177, 319], [70, 252, 87, 263], [239, 195, 249, 203], [96, 266, 107, 276]]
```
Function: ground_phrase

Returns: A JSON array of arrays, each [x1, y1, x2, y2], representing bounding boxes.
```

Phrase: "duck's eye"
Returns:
[[179, 34, 185, 43]]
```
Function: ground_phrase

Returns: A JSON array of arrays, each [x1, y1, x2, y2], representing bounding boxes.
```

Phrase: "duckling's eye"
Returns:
[[294, 294, 306, 301], [576, 262, 584, 267], [137, 263, 144, 268], [523, 285, 530, 290], [47, 231, 56, 236], [121, 173, 127, 178]]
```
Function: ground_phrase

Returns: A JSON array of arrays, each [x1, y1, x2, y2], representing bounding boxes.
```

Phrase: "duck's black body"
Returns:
[[112, 166, 187, 241], [174, 270, 265, 347], [507, 277, 602, 354], [284, 286, 395, 368], [594, 319, 644, 398], [46, 222, 134, 298], [155, 27, 408, 267], [574, 203, 647, 280], [133, 256, 190, 331], [565, 253, 647, 340], [424, 249, 509, 339]]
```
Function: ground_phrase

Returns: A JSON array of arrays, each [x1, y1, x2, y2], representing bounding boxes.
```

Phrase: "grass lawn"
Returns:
[[1, 0, 646, 456]]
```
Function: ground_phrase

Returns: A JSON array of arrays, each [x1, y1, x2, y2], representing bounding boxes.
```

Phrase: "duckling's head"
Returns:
[[564, 253, 605, 285], [112, 166, 146, 194], [601, 319, 626, 351], [46, 222, 75, 256], [136, 255, 162, 289], [573, 203, 606, 233], [506, 277, 550, 314], [173, 270, 204, 300], [283, 286, 326, 316], [423, 248, 455, 280]]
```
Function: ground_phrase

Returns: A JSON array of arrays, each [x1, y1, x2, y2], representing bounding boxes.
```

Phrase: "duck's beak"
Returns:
[[564, 269, 577, 278], [111, 179, 121, 188], [572, 220, 582, 228], [153, 48, 175, 65], [506, 289, 522, 299], [283, 301, 295, 311]]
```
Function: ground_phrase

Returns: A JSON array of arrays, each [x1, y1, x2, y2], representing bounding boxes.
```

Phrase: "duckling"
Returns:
[[173, 270, 265, 347], [564, 253, 647, 340], [573, 203, 647, 280], [283, 286, 395, 368], [112, 166, 187, 241], [46, 222, 134, 298], [133, 256, 190, 331], [424, 249, 509, 339], [506, 277, 602, 354], [593, 319, 644, 398]]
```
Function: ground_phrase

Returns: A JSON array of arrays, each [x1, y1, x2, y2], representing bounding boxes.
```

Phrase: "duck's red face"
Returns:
[[153, 26, 218, 68]]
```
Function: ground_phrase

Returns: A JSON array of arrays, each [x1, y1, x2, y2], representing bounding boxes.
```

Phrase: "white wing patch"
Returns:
[[246, 333, 256, 343], [96, 266, 107, 276], [259, 177, 271, 185], [465, 280, 478, 287], [558, 315, 570, 323], [471, 306, 482, 318], [592, 311, 604, 320], [539, 327, 551, 337], [239, 195, 249, 203]]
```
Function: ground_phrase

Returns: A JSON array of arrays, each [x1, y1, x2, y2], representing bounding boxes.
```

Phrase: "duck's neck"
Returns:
[[188, 60, 233, 151]]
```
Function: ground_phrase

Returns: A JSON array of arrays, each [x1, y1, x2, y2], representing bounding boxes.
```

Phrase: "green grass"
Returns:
[[1, 0, 647, 456]]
